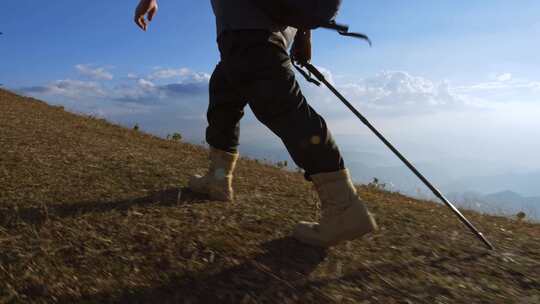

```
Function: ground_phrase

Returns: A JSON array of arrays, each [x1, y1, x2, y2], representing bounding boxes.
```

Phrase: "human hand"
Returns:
[[134, 0, 158, 31], [291, 30, 312, 64]]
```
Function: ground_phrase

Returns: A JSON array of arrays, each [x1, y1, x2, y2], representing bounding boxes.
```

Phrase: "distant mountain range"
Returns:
[[231, 143, 540, 220], [345, 162, 540, 221], [443, 171, 540, 197], [347, 161, 540, 195], [446, 190, 540, 220]]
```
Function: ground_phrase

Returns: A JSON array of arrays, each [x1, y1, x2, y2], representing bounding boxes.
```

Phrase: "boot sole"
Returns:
[[188, 179, 233, 202], [325, 222, 377, 247], [295, 213, 378, 247]]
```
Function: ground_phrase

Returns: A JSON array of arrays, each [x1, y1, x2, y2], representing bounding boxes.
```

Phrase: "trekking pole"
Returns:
[[296, 62, 495, 251]]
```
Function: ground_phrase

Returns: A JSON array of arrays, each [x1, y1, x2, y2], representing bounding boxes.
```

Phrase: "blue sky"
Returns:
[[2, 1, 540, 195], [2, 1, 539, 85]]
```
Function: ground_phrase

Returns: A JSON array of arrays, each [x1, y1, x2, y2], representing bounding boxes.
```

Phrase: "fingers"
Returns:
[[135, 15, 148, 31], [134, 16, 142, 30], [291, 45, 311, 64], [141, 17, 148, 31], [148, 5, 158, 21], [134, 1, 157, 31]]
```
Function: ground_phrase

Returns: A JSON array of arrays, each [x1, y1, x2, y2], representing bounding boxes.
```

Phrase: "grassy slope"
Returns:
[[0, 89, 539, 304]]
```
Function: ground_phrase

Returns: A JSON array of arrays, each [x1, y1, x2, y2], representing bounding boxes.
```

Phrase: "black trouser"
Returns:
[[206, 30, 345, 180]]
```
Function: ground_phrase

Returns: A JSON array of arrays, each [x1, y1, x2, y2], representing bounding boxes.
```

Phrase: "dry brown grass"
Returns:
[[1, 88, 539, 303]]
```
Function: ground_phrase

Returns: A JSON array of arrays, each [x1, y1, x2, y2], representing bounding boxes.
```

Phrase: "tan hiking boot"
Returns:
[[293, 169, 378, 247], [188, 147, 239, 202]]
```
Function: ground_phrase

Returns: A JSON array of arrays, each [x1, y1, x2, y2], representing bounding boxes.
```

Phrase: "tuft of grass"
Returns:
[[1, 88, 539, 303]]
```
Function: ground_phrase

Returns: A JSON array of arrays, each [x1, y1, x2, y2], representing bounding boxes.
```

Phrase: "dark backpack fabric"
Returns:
[[250, 0, 342, 29]]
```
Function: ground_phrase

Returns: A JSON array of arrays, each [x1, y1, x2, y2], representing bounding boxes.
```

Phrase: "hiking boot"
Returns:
[[293, 169, 378, 247], [188, 147, 239, 202]]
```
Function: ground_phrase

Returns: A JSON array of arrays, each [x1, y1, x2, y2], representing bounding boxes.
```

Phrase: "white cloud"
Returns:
[[17, 65, 540, 178], [187, 72, 211, 83], [456, 79, 540, 92], [75, 64, 114, 80], [21, 64, 540, 125], [335, 71, 465, 113], [150, 68, 190, 79], [149, 67, 210, 83], [496, 73, 512, 82], [108, 67, 211, 103], [137, 78, 156, 89], [112, 75, 209, 103], [21, 79, 106, 99], [300, 68, 540, 120], [112, 78, 163, 103], [20, 66, 212, 105]]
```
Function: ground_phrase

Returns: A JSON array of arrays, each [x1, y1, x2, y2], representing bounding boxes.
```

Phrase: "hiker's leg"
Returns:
[[249, 67, 345, 178], [220, 31, 344, 178], [189, 62, 245, 202], [217, 31, 376, 247], [206, 62, 248, 153]]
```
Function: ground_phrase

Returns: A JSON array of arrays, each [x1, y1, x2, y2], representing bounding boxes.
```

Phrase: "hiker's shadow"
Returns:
[[203, 236, 328, 299], [115, 236, 328, 303], [1, 187, 211, 227]]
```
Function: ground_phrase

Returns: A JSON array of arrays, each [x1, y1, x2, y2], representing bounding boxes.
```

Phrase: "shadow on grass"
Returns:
[[71, 236, 329, 303], [0, 187, 211, 227], [303, 249, 493, 301]]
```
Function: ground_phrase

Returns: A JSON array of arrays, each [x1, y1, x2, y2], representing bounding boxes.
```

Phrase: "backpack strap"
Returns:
[[321, 21, 372, 46]]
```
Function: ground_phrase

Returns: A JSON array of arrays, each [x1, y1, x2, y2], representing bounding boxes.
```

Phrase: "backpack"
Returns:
[[250, 0, 342, 29]]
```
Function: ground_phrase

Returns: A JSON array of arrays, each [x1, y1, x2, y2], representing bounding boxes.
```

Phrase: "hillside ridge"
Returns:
[[1, 88, 539, 303]]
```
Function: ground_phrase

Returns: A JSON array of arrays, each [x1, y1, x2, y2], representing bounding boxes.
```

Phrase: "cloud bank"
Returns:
[[20, 65, 210, 104], [75, 64, 114, 80], [16, 64, 540, 173]]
